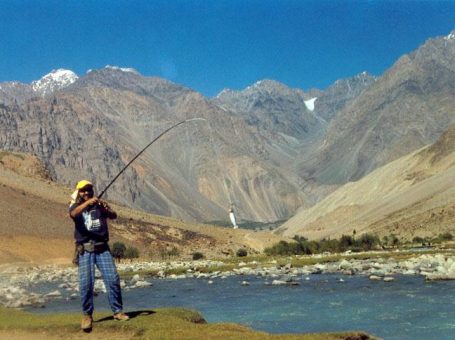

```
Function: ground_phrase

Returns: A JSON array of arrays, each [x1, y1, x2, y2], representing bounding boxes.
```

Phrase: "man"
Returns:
[[69, 180, 129, 331]]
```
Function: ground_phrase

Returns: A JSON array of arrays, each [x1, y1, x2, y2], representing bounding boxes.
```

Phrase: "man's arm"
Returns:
[[69, 198, 99, 218], [99, 200, 117, 219]]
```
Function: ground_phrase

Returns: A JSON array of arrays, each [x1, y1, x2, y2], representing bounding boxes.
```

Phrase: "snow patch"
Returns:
[[216, 88, 235, 98], [105, 65, 139, 74], [32, 69, 78, 96], [445, 33, 455, 41], [304, 97, 317, 111]]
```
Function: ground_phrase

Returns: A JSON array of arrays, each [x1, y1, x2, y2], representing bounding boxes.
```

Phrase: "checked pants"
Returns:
[[78, 250, 123, 315]]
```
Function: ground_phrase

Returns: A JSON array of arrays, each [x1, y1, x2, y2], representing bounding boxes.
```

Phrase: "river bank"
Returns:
[[1, 249, 455, 309], [0, 306, 374, 340]]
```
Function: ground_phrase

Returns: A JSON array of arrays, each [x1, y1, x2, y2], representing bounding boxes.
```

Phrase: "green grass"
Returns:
[[0, 306, 374, 339]]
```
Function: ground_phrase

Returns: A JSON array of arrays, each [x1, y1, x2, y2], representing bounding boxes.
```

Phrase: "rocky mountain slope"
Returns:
[[1, 30, 454, 226], [299, 31, 455, 186], [0, 67, 314, 223], [214, 79, 324, 141], [0, 150, 283, 264], [0, 59, 373, 224], [214, 74, 375, 205], [277, 123, 455, 240]]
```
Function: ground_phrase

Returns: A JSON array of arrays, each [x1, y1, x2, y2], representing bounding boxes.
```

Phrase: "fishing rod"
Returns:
[[98, 117, 206, 199]]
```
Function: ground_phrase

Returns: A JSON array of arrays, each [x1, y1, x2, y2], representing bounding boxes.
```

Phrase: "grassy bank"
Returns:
[[0, 306, 372, 339]]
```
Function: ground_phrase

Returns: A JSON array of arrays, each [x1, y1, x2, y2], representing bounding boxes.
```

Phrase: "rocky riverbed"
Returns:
[[1, 253, 455, 309]]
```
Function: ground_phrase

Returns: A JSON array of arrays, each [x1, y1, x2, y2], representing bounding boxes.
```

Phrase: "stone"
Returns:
[[131, 274, 142, 284], [134, 280, 153, 288], [338, 260, 351, 270], [45, 290, 62, 298], [369, 275, 382, 281]]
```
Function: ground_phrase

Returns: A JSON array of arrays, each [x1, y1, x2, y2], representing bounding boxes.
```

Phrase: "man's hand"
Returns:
[[99, 200, 117, 219], [86, 197, 99, 206]]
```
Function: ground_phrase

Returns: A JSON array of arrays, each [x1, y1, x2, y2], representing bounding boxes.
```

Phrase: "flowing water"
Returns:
[[28, 274, 455, 339]]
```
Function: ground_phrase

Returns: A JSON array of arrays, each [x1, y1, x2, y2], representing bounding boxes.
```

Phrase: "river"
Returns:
[[28, 273, 455, 339]]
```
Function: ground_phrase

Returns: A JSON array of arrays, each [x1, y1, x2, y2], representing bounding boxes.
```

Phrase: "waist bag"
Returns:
[[83, 241, 109, 253]]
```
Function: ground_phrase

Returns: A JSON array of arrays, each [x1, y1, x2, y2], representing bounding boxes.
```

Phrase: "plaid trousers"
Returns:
[[78, 250, 123, 315]]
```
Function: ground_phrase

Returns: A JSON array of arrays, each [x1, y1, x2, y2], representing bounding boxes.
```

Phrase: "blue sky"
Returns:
[[0, 0, 454, 96]]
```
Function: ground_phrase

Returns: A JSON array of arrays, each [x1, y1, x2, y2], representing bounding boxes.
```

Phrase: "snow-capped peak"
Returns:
[[32, 69, 78, 96], [304, 97, 317, 111]]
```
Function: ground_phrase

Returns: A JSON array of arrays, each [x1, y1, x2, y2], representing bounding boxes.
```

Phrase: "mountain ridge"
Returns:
[[277, 123, 455, 240], [1, 30, 454, 227]]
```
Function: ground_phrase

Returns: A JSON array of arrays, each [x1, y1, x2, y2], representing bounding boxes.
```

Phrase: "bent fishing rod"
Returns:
[[98, 117, 206, 199]]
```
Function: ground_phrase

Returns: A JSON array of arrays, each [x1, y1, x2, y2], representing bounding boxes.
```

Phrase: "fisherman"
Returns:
[[69, 180, 129, 331]]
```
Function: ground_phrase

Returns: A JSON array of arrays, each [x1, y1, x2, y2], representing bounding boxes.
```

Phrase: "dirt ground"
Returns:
[[0, 153, 285, 264]]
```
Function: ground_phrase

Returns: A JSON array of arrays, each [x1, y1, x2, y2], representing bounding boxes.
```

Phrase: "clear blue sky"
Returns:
[[0, 0, 454, 96]]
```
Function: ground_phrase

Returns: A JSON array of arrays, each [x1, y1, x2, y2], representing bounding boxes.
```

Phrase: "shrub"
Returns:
[[356, 233, 380, 251], [159, 246, 181, 260], [192, 252, 204, 260], [412, 236, 425, 244], [264, 232, 383, 256], [440, 232, 453, 241], [124, 246, 140, 259], [167, 246, 180, 258], [236, 248, 248, 257], [292, 235, 308, 243], [264, 241, 295, 256], [111, 241, 127, 261], [339, 235, 354, 250], [391, 235, 400, 247], [319, 238, 340, 253]]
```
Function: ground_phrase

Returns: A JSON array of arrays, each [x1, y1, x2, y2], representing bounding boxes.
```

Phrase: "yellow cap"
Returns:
[[75, 180, 93, 190]]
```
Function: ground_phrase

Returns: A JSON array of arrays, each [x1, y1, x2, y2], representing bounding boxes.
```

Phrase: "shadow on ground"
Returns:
[[95, 310, 156, 323]]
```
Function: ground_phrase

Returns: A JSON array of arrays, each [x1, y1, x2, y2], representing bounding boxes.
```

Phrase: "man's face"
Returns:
[[79, 186, 94, 201]]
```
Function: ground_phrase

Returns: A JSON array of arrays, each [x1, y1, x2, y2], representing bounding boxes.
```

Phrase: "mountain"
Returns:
[[214, 79, 325, 141], [311, 72, 376, 123], [277, 123, 455, 240], [2, 30, 454, 226], [214, 75, 375, 206], [299, 31, 455, 186], [0, 69, 78, 105], [0, 82, 35, 106], [0, 66, 308, 223], [31, 69, 78, 96]]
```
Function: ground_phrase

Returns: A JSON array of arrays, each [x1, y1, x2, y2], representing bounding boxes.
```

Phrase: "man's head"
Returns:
[[76, 180, 94, 201]]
